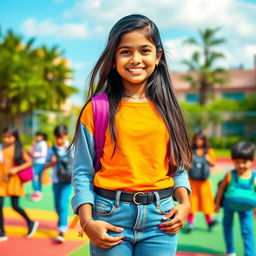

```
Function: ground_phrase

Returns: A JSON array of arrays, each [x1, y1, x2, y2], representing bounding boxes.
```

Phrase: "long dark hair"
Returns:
[[3, 124, 24, 165], [191, 131, 210, 153], [73, 14, 191, 170]]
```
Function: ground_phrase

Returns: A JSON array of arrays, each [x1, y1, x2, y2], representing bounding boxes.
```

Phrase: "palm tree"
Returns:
[[36, 45, 77, 111], [0, 30, 77, 114], [182, 28, 228, 105]]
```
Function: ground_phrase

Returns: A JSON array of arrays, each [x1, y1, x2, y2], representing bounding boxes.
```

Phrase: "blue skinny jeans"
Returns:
[[90, 191, 178, 256]]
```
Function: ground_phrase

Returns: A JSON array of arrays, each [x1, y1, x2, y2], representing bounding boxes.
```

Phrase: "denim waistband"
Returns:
[[94, 187, 173, 205]]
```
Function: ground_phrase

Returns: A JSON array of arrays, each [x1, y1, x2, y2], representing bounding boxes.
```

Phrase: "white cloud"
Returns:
[[21, 18, 90, 39], [62, 0, 256, 40], [20, 0, 256, 69], [164, 37, 256, 72]]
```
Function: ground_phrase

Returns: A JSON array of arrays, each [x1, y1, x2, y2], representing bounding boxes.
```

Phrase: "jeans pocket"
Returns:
[[93, 194, 116, 216], [158, 197, 174, 215]]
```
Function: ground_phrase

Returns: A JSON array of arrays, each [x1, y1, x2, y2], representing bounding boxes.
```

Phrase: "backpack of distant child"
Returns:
[[52, 146, 73, 184], [188, 151, 210, 180], [224, 170, 256, 211]]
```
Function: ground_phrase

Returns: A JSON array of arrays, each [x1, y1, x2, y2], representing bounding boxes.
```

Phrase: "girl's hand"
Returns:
[[159, 203, 190, 234], [9, 167, 19, 175], [205, 154, 211, 162], [84, 220, 124, 249]]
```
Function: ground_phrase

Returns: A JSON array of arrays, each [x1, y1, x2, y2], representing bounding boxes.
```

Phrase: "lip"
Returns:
[[126, 67, 145, 74]]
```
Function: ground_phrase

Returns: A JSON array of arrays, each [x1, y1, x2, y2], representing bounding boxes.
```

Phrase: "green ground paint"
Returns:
[[4, 173, 255, 256]]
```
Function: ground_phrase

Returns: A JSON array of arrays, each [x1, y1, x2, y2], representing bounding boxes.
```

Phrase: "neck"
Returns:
[[123, 94, 147, 100], [122, 87, 147, 100]]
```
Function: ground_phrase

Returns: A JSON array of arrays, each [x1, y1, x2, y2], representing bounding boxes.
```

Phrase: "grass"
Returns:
[[3, 170, 254, 256], [214, 149, 230, 157]]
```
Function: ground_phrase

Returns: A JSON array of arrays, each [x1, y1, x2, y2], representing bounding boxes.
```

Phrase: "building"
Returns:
[[171, 65, 256, 140], [172, 68, 256, 103]]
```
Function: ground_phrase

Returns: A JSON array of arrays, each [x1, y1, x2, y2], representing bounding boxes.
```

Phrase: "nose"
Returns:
[[130, 52, 141, 65]]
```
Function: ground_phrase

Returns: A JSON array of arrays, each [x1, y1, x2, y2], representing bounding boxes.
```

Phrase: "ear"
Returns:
[[113, 60, 116, 69], [155, 48, 162, 66]]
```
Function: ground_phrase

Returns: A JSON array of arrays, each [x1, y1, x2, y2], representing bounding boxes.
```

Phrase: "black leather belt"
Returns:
[[94, 187, 173, 205]]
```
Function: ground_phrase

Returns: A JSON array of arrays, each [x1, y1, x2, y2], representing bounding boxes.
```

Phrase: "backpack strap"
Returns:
[[92, 93, 109, 172], [232, 169, 255, 187]]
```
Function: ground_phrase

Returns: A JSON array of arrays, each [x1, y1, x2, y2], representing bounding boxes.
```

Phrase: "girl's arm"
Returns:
[[72, 124, 124, 248], [159, 168, 191, 234], [44, 147, 57, 168], [205, 148, 216, 167], [71, 123, 96, 212], [9, 150, 32, 174], [44, 155, 57, 168]]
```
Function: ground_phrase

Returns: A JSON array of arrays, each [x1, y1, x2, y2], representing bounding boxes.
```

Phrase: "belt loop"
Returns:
[[114, 190, 122, 209], [153, 191, 160, 208]]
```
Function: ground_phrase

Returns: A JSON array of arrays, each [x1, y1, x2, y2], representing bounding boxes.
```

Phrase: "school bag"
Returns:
[[188, 151, 210, 180], [91, 93, 109, 171], [70, 92, 109, 229], [52, 146, 73, 184], [224, 170, 256, 211]]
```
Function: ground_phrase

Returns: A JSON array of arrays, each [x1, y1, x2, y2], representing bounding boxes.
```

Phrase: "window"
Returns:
[[222, 92, 245, 101], [222, 122, 245, 136], [186, 93, 199, 103]]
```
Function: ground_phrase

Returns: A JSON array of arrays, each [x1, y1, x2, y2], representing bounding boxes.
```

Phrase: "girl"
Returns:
[[72, 14, 192, 256], [186, 131, 218, 232], [45, 124, 72, 243], [29, 131, 48, 201], [0, 125, 38, 241]]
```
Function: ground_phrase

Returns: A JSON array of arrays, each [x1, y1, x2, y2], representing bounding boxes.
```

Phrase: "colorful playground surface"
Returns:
[[0, 159, 255, 256]]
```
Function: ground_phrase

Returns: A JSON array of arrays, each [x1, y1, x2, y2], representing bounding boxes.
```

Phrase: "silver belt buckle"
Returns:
[[133, 192, 145, 205]]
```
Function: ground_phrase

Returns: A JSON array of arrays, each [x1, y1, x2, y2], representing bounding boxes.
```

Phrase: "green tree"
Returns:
[[182, 28, 228, 105], [0, 29, 77, 114]]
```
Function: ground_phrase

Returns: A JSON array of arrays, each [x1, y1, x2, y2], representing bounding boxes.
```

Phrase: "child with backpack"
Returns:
[[71, 14, 192, 255], [0, 125, 39, 241], [29, 131, 48, 201], [45, 124, 73, 243], [186, 131, 218, 232], [215, 141, 255, 256]]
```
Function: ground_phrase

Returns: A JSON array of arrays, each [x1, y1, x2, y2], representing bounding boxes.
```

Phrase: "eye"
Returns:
[[120, 50, 130, 55], [141, 48, 151, 54]]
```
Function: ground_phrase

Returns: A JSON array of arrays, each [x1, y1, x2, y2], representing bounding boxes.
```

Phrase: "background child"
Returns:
[[186, 131, 218, 232], [71, 14, 192, 256], [29, 131, 48, 201], [0, 124, 38, 241], [45, 124, 72, 243], [215, 141, 255, 256]]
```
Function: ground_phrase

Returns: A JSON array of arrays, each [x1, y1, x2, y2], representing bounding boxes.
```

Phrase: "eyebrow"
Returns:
[[117, 44, 153, 50]]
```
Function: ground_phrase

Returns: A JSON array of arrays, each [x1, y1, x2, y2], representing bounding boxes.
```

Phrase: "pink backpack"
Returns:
[[91, 93, 109, 171]]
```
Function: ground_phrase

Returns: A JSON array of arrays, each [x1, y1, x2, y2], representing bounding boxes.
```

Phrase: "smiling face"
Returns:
[[114, 29, 161, 90], [194, 136, 205, 149], [2, 132, 16, 147], [233, 158, 253, 175]]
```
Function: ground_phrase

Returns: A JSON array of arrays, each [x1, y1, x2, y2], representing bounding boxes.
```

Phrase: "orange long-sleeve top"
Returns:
[[80, 100, 175, 191]]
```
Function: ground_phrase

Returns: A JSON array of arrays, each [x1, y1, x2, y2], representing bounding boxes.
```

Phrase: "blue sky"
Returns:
[[1, 0, 256, 105]]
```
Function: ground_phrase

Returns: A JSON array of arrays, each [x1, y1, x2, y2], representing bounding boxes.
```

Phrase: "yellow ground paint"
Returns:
[[4, 207, 88, 242], [4, 208, 74, 222], [5, 225, 88, 242]]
